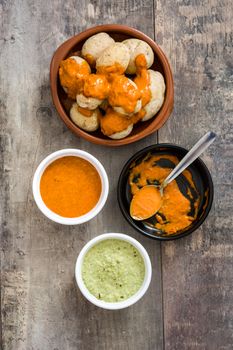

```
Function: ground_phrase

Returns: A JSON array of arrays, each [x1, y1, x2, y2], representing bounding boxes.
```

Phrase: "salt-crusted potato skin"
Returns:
[[148, 70, 166, 99], [109, 124, 133, 139], [70, 103, 100, 131], [142, 70, 166, 122], [81, 33, 115, 65], [122, 39, 154, 74], [142, 98, 165, 122], [76, 94, 102, 110], [96, 43, 130, 74]]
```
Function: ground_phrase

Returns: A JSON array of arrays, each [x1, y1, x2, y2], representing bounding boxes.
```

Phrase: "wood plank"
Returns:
[[155, 0, 233, 349], [0, 1, 163, 349]]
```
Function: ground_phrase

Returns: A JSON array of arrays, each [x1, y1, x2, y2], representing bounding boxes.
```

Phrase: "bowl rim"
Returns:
[[50, 24, 174, 147], [32, 148, 109, 225], [117, 143, 214, 241], [75, 232, 152, 310]]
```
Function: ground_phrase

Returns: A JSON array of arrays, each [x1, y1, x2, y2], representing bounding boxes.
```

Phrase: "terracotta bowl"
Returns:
[[50, 24, 174, 146]]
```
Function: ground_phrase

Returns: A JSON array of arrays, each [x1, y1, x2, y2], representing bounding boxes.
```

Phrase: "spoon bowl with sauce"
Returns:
[[118, 142, 214, 240], [130, 132, 216, 221]]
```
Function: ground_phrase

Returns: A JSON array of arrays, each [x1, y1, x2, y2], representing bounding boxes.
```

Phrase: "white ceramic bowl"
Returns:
[[32, 149, 109, 225], [75, 233, 152, 310]]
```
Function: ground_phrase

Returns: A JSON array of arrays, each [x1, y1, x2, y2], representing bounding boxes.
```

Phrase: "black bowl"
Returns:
[[117, 144, 214, 241]]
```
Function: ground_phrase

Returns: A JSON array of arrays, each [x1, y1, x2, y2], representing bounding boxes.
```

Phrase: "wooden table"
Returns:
[[1, 1, 232, 349]]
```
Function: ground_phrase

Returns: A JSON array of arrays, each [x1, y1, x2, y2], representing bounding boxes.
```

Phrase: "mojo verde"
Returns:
[[82, 239, 145, 302]]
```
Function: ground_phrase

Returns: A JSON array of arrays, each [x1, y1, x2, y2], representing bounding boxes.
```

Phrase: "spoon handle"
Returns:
[[162, 131, 216, 187]]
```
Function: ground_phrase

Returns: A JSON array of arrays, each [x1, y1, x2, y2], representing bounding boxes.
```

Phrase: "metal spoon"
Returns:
[[130, 131, 216, 221]]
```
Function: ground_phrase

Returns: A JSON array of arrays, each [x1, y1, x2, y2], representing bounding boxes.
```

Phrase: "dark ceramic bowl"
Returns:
[[117, 144, 214, 240], [50, 24, 174, 147]]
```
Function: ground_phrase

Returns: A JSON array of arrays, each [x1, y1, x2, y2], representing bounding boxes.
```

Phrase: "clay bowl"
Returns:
[[50, 24, 174, 146]]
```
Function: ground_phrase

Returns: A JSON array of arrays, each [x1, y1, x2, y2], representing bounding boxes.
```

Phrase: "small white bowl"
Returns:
[[32, 149, 109, 225], [75, 233, 152, 310]]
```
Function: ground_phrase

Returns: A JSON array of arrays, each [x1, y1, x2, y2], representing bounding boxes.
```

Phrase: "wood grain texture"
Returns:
[[1, 0, 232, 349], [154, 0, 233, 349], [0, 1, 162, 350]]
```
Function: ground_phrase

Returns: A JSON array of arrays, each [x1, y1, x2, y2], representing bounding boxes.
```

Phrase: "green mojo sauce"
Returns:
[[82, 239, 145, 302]]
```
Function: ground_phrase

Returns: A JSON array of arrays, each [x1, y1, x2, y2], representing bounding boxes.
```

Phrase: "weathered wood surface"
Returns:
[[0, 0, 232, 349], [158, 1, 233, 349]]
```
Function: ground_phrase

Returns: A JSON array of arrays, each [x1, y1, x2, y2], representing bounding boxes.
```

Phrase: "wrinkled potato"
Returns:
[[76, 93, 103, 110], [148, 70, 166, 100], [109, 124, 133, 139], [122, 39, 154, 74], [142, 70, 166, 121], [81, 32, 115, 66], [142, 97, 165, 122], [70, 103, 100, 131], [96, 43, 130, 74]]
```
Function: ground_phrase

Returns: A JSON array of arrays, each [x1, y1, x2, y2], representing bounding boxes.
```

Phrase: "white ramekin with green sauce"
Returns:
[[75, 233, 152, 310]]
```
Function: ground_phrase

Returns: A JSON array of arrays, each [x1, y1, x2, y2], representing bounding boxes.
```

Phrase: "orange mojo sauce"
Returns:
[[40, 156, 102, 218], [134, 54, 151, 107], [130, 186, 162, 220], [83, 74, 110, 100], [59, 51, 153, 135], [100, 108, 145, 136], [97, 54, 149, 137], [77, 106, 94, 117], [59, 58, 90, 99], [96, 62, 126, 75], [129, 154, 200, 234], [108, 75, 141, 114], [100, 108, 132, 136]]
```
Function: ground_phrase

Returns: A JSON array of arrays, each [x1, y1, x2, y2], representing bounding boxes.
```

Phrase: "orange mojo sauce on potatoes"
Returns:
[[40, 156, 101, 218], [59, 58, 90, 99], [59, 50, 152, 137]]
